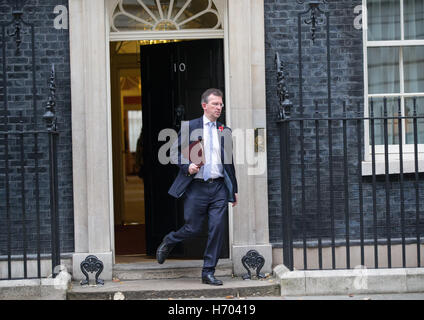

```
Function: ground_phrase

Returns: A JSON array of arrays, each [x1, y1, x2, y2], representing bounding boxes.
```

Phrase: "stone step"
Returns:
[[66, 277, 280, 300], [112, 259, 233, 280]]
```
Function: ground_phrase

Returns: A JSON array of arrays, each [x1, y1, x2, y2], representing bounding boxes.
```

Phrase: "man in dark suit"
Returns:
[[156, 88, 238, 286]]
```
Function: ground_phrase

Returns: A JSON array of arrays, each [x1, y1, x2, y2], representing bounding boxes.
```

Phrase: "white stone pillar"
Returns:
[[69, 0, 113, 281], [228, 0, 272, 276]]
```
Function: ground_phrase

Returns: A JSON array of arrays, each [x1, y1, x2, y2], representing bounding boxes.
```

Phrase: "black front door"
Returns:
[[140, 39, 228, 259]]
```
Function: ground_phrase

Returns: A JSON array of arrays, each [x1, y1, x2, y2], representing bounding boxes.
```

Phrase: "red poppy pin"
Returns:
[[218, 125, 224, 132]]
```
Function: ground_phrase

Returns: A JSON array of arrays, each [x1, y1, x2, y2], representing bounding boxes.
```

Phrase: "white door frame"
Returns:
[[105, 0, 232, 263], [69, 0, 271, 280]]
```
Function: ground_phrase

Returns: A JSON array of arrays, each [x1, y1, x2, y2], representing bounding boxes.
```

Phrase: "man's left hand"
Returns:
[[231, 193, 238, 207]]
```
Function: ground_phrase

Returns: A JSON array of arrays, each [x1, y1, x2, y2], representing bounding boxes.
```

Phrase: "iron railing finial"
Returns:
[[275, 52, 293, 120], [5, 0, 29, 55], [43, 65, 57, 131], [296, 0, 328, 44]]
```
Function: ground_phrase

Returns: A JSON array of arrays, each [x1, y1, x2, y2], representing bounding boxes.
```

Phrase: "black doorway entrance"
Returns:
[[140, 39, 229, 259]]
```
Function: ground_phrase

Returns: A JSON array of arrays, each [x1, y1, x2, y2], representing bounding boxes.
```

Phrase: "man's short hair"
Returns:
[[201, 88, 223, 105]]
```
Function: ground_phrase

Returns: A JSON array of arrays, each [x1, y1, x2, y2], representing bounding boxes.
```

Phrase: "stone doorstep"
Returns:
[[66, 277, 280, 300], [113, 267, 233, 281], [112, 259, 233, 280], [274, 265, 424, 296]]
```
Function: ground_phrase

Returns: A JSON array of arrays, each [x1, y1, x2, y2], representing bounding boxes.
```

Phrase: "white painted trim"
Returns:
[[222, 0, 233, 261], [69, 0, 113, 256], [105, 0, 116, 265], [373, 144, 424, 154], [362, 0, 424, 170], [363, 0, 370, 162], [368, 93, 424, 97], [69, 0, 89, 253], [106, 0, 232, 261], [68, 0, 269, 266], [110, 0, 222, 32], [109, 29, 224, 41], [362, 158, 424, 176], [399, 45, 406, 147], [366, 40, 424, 47], [400, 0, 405, 41]]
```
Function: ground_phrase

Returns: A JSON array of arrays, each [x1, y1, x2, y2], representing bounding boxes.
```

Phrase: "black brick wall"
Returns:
[[0, 0, 73, 256], [265, 0, 424, 246]]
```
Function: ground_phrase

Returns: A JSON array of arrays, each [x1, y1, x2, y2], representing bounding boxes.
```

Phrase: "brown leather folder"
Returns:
[[182, 138, 205, 167]]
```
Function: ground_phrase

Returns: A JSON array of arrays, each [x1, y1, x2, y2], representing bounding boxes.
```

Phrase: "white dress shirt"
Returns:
[[194, 115, 223, 179]]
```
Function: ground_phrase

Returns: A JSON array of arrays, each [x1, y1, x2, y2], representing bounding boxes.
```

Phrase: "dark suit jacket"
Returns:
[[168, 117, 238, 202]]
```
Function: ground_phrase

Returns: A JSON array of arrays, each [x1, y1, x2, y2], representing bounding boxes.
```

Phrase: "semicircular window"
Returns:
[[111, 0, 222, 32]]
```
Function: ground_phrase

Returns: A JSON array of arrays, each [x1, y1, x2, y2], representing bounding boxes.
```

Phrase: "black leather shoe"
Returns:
[[156, 238, 174, 264], [202, 274, 223, 286]]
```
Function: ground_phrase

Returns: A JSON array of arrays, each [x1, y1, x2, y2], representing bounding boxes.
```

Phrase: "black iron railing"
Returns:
[[276, 0, 423, 271], [0, 66, 60, 280], [277, 98, 423, 271], [1, 1, 60, 280]]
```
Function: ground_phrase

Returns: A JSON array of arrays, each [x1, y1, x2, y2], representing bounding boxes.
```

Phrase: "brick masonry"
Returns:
[[0, 0, 73, 256], [0, 0, 422, 262], [264, 0, 424, 247]]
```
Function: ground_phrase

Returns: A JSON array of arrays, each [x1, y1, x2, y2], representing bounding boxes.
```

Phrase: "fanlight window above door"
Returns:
[[111, 0, 222, 32]]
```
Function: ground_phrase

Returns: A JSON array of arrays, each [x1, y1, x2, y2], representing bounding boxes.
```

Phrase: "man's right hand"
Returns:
[[188, 163, 200, 175]]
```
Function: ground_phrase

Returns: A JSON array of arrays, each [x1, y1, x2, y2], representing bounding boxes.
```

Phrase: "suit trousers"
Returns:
[[165, 179, 228, 276]]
